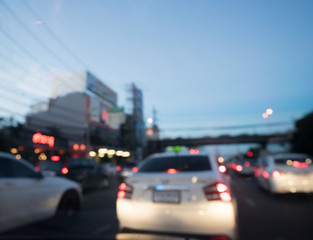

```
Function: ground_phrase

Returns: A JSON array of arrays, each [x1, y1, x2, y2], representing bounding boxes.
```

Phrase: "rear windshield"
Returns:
[[275, 157, 312, 166], [138, 156, 211, 173], [40, 160, 63, 172], [238, 158, 256, 166], [68, 159, 96, 169]]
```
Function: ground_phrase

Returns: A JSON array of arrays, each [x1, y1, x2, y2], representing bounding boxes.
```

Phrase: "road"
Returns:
[[1, 174, 313, 240]]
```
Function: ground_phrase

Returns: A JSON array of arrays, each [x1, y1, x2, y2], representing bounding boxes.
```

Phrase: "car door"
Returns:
[[0, 156, 34, 232], [10, 159, 57, 222]]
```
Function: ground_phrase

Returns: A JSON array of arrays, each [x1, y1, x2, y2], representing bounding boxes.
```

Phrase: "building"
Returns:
[[26, 71, 119, 151]]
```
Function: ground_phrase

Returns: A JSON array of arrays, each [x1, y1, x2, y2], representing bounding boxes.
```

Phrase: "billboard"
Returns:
[[86, 72, 117, 107]]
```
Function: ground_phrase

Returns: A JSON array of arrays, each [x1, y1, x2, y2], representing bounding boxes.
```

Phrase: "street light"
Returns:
[[147, 118, 153, 124]]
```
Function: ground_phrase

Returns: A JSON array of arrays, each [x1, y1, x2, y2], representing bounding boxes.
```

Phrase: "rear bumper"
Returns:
[[117, 199, 237, 240], [271, 177, 313, 193]]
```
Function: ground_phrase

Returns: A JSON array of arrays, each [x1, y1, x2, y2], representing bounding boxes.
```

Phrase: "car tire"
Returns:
[[56, 190, 81, 220]]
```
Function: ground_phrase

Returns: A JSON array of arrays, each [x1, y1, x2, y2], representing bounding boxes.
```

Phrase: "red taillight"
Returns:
[[117, 183, 133, 199], [218, 165, 227, 173], [167, 168, 177, 174], [244, 161, 250, 167], [61, 167, 68, 175], [51, 156, 60, 161], [292, 161, 308, 168], [216, 183, 228, 193], [262, 171, 269, 179], [132, 167, 138, 173], [35, 166, 40, 172], [116, 166, 121, 171], [211, 236, 229, 240], [203, 182, 232, 202], [236, 165, 243, 172], [220, 192, 232, 202]]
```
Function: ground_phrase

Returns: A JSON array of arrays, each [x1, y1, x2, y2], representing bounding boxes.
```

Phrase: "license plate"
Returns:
[[153, 190, 181, 204]]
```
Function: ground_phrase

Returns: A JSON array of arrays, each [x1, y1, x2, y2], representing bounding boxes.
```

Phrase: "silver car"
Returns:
[[255, 153, 313, 194]]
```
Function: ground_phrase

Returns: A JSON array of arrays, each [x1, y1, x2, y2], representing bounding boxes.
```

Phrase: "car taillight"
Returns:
[[116, 166, 121, 171], [262, 171, 269, 179], [118, 183, 133, 199], [292, 161, 308, 168], [61, 167, 69, 175], [272, 170, 284, 178], [35, 166, 40, 172], [236, 165, 243, 172], [203, 182, 232, 202], [132, 167, 138, 173], [218, 165, 227, 173], [167, 168, 177, 174], [244, 161, 250, 167]]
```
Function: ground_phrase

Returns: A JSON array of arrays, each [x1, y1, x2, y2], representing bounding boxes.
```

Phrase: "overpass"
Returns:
[[147, 132, 293, 154]]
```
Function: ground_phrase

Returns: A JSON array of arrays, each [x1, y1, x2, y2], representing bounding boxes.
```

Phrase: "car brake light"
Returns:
[[203, 182, 232, 202], [35, 166, 40, 172], [116, 166, 121, 171], [262, 171, 269, 179], [211, 236, 229, 240], [236, 165, 243, 172], [167, 168, 177, 174], [244, 161, 250, 167], [117, 183, 133, 199], [272, 170, 284, 178], [292, 161, 308, 168], [218, 165, 227, 173], [132, 167, 138, 173], [61, 167, 69, 175], [51, 156, 60, 161]]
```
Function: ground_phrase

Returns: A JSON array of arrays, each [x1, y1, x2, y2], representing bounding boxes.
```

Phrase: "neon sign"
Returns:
[[32, 132, 55, 147]]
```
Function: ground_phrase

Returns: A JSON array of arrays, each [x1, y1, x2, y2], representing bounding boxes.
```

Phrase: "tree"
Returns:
[[292, 111, 313, 156]]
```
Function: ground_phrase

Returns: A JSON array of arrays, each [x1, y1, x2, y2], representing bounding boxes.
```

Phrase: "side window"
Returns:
[[0, 157, 13, 177], [10, 160, 35, 178]]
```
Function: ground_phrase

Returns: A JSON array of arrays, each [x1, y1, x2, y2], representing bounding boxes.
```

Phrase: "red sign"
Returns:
[[32, 132, 55, 147]]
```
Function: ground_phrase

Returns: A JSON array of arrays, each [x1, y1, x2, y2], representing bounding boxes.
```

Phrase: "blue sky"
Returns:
[[1, 0, 313, 139]]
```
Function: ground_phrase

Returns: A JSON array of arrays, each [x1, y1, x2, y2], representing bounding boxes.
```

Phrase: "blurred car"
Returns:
[[39, 156, 109, 190], [116, 161, 138, 182], [233, 158, 256, 176], [255, 153, 313, 194], [116, 152, 238, 240], [0, 152, 82, 233], [102, 162, 117, 178]]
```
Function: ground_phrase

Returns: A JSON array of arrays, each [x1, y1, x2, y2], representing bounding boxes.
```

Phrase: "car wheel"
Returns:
[[56, 190, 81, 220]]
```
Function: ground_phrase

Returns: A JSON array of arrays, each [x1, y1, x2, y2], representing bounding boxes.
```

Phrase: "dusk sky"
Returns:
[[1, 0, 313, 139]]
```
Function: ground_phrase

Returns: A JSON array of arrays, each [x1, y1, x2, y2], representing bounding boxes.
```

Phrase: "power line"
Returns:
[[22, 0, 89, 68]]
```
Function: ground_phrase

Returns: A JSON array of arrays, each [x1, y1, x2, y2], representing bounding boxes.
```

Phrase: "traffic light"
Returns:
[[247, 151, 253, 157]]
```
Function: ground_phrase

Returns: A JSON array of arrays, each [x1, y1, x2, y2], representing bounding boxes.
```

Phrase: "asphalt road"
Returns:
[[1, 174, 313, 240]]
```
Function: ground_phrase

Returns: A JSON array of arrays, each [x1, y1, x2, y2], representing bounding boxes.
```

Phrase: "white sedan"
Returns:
[[0, 152, 83, 233], [116, 152, 238, 240], [255, 153, 313, 194]]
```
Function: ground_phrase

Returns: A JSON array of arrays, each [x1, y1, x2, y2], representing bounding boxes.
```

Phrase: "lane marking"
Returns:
[[245, 198, 256, 207], [92, 224, 111, 235]]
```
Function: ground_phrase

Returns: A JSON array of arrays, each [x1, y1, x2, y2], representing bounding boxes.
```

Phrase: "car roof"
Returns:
[[271, 153, 310, 159], [0, 151, 16, 159], [147, 152, 211, 158]]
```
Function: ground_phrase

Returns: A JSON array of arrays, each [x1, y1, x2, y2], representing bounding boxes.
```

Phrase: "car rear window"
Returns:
[[138, 156, 211, 173], [275, 157, 312, 166], [40, 160, 63, 172]]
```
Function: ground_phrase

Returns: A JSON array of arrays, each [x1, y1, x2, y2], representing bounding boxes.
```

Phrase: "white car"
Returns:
[[116, 152, 238, 240], [0, 152, 83, 233], [255, 153, 313, 194]]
